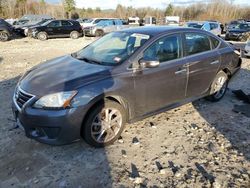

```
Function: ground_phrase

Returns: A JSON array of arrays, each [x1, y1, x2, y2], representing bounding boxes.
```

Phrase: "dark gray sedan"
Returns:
[[12, 27, 241, 147]]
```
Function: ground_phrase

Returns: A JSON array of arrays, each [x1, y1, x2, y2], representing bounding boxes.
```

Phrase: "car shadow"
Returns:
[[0, 69, 116, 187], [192, 67, 250, 161]]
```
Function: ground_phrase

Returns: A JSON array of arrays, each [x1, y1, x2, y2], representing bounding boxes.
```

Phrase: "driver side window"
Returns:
[[48, 21, 61, 27], [143, 35, 182, 63]]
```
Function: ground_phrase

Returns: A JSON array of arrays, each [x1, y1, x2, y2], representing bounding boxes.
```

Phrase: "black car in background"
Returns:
[[225, 23, 250, 41], [0, 18, 16, 41], [31, 19, 83, 40], [19, 19, 53, 37]]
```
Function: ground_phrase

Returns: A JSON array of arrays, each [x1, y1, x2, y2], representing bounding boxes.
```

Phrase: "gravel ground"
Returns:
[[0, 37, 250, 188]]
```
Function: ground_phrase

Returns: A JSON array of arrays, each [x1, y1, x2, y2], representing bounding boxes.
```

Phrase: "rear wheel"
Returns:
[[0, 31, 9, 42], [37, 32, 48, 41], [206, 71, 228, 102], [70, 31, 79, 39], [83, 100, 126, 147]]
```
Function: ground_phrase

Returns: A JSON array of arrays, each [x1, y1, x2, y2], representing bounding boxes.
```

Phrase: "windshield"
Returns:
[[38, 19, 50, 25], [74, 32, 151, 65], [235, 24, 250, 30], [187, 23, 204, 29], [41, 20, 52, 26]]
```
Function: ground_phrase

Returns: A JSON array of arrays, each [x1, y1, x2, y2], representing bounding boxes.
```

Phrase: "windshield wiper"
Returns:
[[73, 55, 101, 65]]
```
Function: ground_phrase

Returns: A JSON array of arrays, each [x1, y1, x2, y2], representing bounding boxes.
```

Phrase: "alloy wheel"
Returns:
[[91, 108, 122, 143], [0, 32, 8, 41], [213, 76, 227, 99]]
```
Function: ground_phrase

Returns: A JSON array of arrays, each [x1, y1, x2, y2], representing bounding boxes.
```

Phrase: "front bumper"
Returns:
[[83, 28, 96, 37], [12, 95, 88, 145], [225, 33, 242, 41]]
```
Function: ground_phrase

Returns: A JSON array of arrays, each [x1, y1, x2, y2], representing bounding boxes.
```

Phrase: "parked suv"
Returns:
[[83, 19, 128, 37], [0, 18, 15, 41], [31, 19, 83, 40], [13, 27, 241, 147], [187, 21, 221, 36]]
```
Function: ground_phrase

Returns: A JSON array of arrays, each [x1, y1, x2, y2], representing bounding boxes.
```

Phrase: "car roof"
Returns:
[[120, 26, 205, 36]]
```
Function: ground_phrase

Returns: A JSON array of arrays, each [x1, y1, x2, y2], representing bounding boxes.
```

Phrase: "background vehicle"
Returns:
[[12, 27, 241, 147], [83, 19, 129, 37], [244, 40, 250, 57], [166, 16, 180, 26], [225, 23, 250, 41], [77, 18, 89, 27], [128, 16, 140, 25], [21, 19, 53, 36], [31, 19, 83, 40], [13, 15, 53, 36], [225, 19, 245, 33], [144, 17, 156, 26], [81, 18, 111, 29], [0, 18, 15, 41], [186, 21, 221, 36]]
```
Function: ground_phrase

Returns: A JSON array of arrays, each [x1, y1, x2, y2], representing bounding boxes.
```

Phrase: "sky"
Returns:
[[47, 0, 250, 9]]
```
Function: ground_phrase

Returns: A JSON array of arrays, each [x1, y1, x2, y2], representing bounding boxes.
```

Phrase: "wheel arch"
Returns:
[[222, 68, 232, 79]]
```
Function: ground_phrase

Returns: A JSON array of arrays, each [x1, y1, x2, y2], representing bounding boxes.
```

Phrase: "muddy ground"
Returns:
[[0, 37, 250, 188]]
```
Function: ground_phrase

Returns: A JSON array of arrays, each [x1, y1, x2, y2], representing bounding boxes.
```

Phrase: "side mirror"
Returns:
[[139, 59, 160, 68]]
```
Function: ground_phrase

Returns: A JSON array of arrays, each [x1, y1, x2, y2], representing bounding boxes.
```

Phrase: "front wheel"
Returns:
[[37, 32, 48, 41], [206, 71, 228, 102], [0, 31, 9, 42], [82, 100, 126, 147]]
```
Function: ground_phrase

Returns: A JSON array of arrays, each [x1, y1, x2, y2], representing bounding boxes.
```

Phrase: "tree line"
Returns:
[[0, 0, 249, 23]]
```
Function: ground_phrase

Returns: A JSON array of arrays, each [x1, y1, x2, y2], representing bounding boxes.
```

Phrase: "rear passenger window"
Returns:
[[143, 35, 181, 63], [185, 33, 211, 55], [61, 21, 72, 26], [210, 37, 220, 49]]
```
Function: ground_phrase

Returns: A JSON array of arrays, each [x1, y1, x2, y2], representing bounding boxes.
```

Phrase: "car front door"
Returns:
[[46, 20, 61, 36], [133, 34, 188, 115], [184, 32, 221, 97]]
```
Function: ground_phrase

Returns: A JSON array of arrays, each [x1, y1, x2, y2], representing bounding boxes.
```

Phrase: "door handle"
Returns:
[[175, 68, 187, 75], [210, 60, 219, 65]]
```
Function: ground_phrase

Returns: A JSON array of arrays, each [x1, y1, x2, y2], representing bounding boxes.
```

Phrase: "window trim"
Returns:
[[61, 20, 73, 27], [48, 20, 61, 27], [141, 33, 184, 64]]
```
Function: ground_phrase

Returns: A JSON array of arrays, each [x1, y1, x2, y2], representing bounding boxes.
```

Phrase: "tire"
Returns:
[[70, 31, 79, 39], [206, 71, 229, 102], [83, 100, 126, 147], [95, 30, 104, 37], [0, 31, 9, 42], [37, 32, 48, 41]]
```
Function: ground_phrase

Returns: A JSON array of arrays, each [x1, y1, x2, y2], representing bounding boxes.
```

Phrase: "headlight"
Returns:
[[33, 91, 77, 109]]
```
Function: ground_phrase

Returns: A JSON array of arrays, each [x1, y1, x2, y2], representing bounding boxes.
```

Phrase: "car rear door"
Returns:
[[134, 33, 188, 115], [184, 32, 221, 97], [61, 20, 73, 36]]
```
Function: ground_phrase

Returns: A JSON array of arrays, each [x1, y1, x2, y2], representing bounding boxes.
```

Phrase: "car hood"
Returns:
[[19, 55, 112, 97], [81, 23, 95, 28]]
